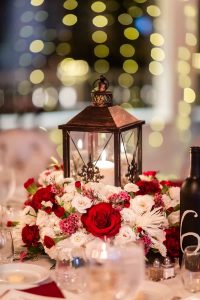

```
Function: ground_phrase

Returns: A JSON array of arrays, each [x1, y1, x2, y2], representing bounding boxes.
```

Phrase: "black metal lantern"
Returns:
[[58, 76, 145, 186]]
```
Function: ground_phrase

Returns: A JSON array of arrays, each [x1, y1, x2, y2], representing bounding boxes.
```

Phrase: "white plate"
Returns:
[[139, 280, 173, 300], [0, 263, 49, 288]]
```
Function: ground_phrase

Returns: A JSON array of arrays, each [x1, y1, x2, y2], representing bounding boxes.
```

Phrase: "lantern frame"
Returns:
[[58, 77, 145, 187]]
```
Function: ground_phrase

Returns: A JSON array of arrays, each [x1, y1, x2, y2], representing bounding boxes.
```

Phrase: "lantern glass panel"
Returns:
[[69, 131, 114, 185], [120, 128, 139, 186]]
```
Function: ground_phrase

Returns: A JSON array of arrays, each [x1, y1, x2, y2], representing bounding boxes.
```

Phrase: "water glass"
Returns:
[[181, 245, 200, 293], [0, 228, 14, 264], [84, 241, 145, 300], [54, 248, 87, 294]]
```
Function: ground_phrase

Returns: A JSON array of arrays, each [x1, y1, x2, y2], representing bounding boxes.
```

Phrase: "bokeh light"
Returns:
[[92, 16, 108, 27], [42, 42, 55, 55], [177, 61, 190, 75], [124, 27, 139, 40], [184, 88, 196, 103], [19, 53, 32, 67], [135, 16, 153, 35], [151, 48, 165, 61], [118, 13, 132, 26], [149, 61, 164, 75], [118, 73, 134, 88], [35, 10, 48, 22], [147, 5, 161, 17], [30, 69, 44, 84], [185, 33, 197, 46], [123, 59, 138, 74], [91, 1, 106, 13], [128, 6, 143, 18], [150, 117, 165, 131], [63, 0, 78, 10], [59, 86, 77, 108], [92, 31, 107, 43], [178, 101, 191, 117], [21, 11, 34, 23], [150, 33, 164, 46], [148, 132, 163, 147], [94, 45, 109, 58], [56, 43, 71, 56], [62, 14, 78, 26], [178, 47, 191, 61], [17, 80, 32, 95], [43, 29, 57, 41], [120, 44, 135, 57], [94, 59, 110, 73], [31, 0, 44, 6], [30, 40, 44, 53], [20, 25, 34, 38]]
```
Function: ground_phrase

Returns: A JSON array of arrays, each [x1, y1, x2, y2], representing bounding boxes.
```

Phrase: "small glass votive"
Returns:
[[181, 245, 200, 293], [0, 228, 14, 264], [148, 258, 163, 281]]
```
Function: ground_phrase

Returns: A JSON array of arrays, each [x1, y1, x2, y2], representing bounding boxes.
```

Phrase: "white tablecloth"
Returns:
[[1, 256, 200, 300]]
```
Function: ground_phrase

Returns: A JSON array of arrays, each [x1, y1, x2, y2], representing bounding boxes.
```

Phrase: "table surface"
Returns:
[[1, 256, 200, 300]]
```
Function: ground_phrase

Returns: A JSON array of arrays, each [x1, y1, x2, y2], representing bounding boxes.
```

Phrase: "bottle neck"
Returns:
[[190, 148, 200, 178]]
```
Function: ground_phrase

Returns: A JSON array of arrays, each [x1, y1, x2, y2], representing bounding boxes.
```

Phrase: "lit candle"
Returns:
[[96, 150, 114, 185], [77, 138, 88, 162]]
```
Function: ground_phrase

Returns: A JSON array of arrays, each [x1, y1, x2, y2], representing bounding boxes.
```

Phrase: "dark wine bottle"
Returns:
[[180, 146, 200, 262]]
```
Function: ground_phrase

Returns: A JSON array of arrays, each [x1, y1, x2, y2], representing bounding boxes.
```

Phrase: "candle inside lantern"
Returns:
[[77, 138, 88, 162], [96, 150, 114, 185]]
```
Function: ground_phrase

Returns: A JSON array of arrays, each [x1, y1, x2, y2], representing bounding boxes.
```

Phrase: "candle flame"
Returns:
[[77, 139, 83, 150]]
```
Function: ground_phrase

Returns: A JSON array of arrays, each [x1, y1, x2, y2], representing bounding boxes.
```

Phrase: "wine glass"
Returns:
[[0, 165, 16, 207], [84, 240, 145, 300], [0, 228, 14, 264], [54, 247, 87, 294], [181, 245, 200, 293]]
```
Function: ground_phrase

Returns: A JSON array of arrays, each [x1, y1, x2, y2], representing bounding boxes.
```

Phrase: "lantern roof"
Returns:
[[58, 105, 145, 132], [58, 75, 145, 132]]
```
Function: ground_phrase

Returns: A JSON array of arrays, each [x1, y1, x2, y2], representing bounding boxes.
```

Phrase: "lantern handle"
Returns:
[[93, 75, 109, 92]]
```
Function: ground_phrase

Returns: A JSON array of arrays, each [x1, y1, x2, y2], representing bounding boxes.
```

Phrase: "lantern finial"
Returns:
[[91, 75, 113, 107]]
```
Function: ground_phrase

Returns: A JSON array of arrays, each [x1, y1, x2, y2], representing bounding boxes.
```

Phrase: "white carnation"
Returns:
[[64, 182, 76, 194], [115, 225, 136, 245], [124, 183, 139, 193], [36, 210, 50, 228], [139, 174, 152, 181], [162, 194, 172, 209], [121, 208, 136, 225], [130, 195, 154, 214], [21, 206, 36, 225], [40, 227, 56, 239], [72, 194, 92, 213]]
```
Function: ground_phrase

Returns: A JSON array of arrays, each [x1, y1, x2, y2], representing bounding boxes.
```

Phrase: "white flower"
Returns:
[[40, 227, 56, 239], [72, 194, 92, 213], [38, 170, 64, 186], [130, 195, 154, 214], [121, 208, 136, 225], [168, 210, 180, 226], [36, 210, 50, 227], [115, 225, 136, 245], [124, 183, 139, 193], [44, 245, 58, 260], [135, 207, 167, 231], [70, 231, 88, 247], [102, 185, 122, 199], [151, 237, 167, 257], [41, 201, 53, 208], [21, 206, 37, 225], [162, 194, 173, 209], [64, 182, 76, 194], [169, 187, 180, 204]]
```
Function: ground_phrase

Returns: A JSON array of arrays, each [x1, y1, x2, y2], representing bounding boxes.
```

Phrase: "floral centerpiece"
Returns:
[[11, 163, 180, 261]]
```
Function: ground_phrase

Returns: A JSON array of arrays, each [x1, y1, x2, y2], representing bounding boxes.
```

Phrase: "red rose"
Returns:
[[164, 227, 180, 258], [44, 235, 55, 249], [81, 202, 121, 238], [75, 181, 81, 189], [7, 221, 13, 227], [31, 185, 55, 210], [22, 224, 40, 248], [24, 178, 35, 189], [136, 179, 161, 195]]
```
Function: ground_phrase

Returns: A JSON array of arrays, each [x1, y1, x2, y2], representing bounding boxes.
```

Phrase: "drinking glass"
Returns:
[[84, 241, 145, 300], [0, 166, 16, 207], [54, 247, 87, 294], [0, 228, 14, 264], [181, 245, 200, 293]]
